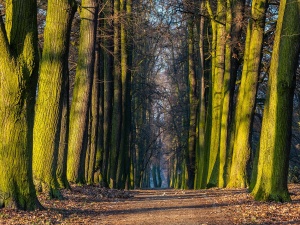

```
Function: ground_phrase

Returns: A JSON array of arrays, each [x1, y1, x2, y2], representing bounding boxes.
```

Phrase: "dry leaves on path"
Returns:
[[1, 184, 300, 224]]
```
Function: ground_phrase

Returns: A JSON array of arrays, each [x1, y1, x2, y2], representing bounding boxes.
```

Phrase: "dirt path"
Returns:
[[1, 184, 300, 224]]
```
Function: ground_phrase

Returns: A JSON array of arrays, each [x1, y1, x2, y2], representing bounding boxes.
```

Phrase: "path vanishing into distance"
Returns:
[[1, 184, 300, 224]]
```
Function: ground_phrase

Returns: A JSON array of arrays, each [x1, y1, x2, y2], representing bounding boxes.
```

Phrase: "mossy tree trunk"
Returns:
[[204, 0, 226, 188], [218, 0, 232, 188], [227, 0, 267, 188], [67, 0, 99, 184], [33, 0, 76, 198], [0, 0, 41, 210], [251, 0, 300, 202], [223, 0, 245, 185]]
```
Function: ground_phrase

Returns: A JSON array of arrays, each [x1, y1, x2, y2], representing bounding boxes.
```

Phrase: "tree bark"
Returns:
[[251, 0, 300, 202], [101, 0, 114, 188], [227, 0, 267, 188], [0, 0, 41, 210], [33, 0, 76, 197], [67, 0, 99, 183], [186, 14, 197, 189], [109, 0, 122, 188]]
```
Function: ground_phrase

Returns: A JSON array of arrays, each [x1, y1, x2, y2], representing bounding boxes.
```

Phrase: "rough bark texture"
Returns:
[[227, 0, 267, 188], [67, 0, 98, 183], [251, 0, 300, 202], [0, 0, 41, 210], [33, 0, 76, 198], [218, 0, 232, 188], [204, 0, 226, 188]]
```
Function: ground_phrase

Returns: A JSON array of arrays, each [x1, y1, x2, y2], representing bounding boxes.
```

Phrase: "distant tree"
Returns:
[[251, 0, 300, 201], [116, 0, 133, 189], [0, 0, 41, 209], [85, 31, 100, 185], [100, 0, 114, 188], [185, 0, 198, 189], [109, 0, 122, 189], [57, 74, 71, 189]]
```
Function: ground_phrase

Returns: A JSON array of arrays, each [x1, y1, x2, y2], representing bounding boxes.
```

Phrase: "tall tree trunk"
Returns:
[[67, 0, 99, 184], [33, 0, 76, 198], [251, 0, 300, 202], [186, 15, 197, 189], [94, 3, 105, 184], [0, 0, 41, 210], [205, 0, 226, 188], [224, 0, 245, 185], [227, 0, 267, 188], [194, 1, 207, 189], [116, 0, 133, 189], [101, 0, 114, 188], [57, 74, 71, 189], [218, 0, 232, 188], [109, 0, 122, 188], [85, 37, 101, 184]]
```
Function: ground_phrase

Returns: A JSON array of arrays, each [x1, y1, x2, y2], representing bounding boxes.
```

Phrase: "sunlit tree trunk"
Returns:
[[33, 0, 76, 198], [0, 0, 41, 210], [227, 0, 267, 188], [224, 0, 245, 184], [251, 0, 300, 201], [218, 0, 232, 188], [205, 0, 226, 188], [67, 0, 99, 183]]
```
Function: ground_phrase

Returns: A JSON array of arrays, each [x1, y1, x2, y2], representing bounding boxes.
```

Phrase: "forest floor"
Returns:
[[1, 184, 300, 224]]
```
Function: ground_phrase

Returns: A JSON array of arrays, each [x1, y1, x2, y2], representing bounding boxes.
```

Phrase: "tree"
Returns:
[[56, 74, 71, 189], [99, 0, 114, 188], [203, 0, 228, 188], [116, 0, 133, 189], [185, 0, 198, 189], [33, 0, 77, 197], [251, 0, 300, 201], [85, 33, 101, 185], [0, 0, 41, 209], [194, 0, 207, 189], [67, 0, 99, 183], [227, 0, 267, 188]]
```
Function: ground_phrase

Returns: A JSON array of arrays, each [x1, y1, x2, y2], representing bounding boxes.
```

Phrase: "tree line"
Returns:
[[0, 0, 299, 211], [164, 0, 300, 202]]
